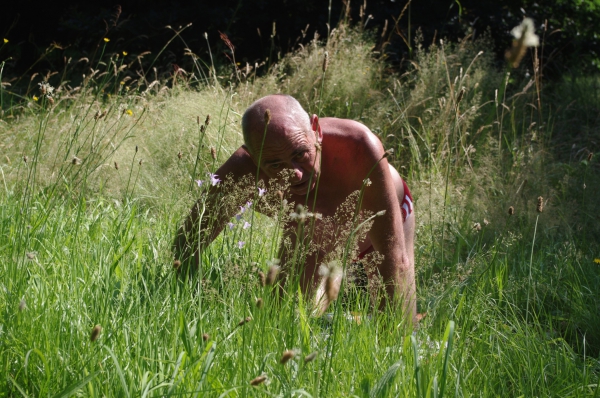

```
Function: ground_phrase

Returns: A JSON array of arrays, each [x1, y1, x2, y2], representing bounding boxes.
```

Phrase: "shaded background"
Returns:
[[2, 0, 599, 82]]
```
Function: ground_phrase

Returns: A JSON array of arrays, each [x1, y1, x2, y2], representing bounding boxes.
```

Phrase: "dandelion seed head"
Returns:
[[510, 18, 539, 47]]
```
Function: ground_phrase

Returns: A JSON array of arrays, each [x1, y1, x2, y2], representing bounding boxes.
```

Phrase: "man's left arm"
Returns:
[[360, 141, 416, 321]]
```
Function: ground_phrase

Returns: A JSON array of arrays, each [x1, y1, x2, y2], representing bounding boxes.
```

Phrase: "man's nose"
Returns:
[[291, 162, 304, 181]]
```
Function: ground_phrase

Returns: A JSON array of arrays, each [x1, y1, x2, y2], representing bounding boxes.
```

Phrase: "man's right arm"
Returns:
[[173, 146, 258, 272]]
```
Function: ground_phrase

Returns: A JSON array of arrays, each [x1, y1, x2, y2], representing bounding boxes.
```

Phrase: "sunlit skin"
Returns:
[[175, 95, 416, 323]]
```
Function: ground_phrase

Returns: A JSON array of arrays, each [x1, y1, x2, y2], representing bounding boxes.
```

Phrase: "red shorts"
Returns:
[[357, 179, 413, 260]]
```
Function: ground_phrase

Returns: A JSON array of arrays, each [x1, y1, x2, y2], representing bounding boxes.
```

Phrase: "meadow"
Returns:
[[1, 22, 599, 397]]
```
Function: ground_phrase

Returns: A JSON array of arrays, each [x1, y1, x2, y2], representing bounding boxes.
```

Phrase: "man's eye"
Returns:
[[270, 163, 281, 169], [296, 151, 308, 160]]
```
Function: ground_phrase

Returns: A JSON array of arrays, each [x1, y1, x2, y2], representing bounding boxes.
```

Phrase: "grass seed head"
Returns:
[[456, 87, 465, 107], [304, 351, 317, 363], [23, 155, 28, 163], [238, 316, 252, 326], [210, 146, 217, 160], [537, 196, 544, 213], [256, 297, 263, 308], [258, 271, 266, 287], [177, 151, 182, 160], [26, 252, 36, 260], [90, 325, 102, 342], [266, 264, 280, 285], [114, 161, 119, 170], [280, 350, 295, 364], [202, 333, 210, 341], [264, 109, 271, 125], [508, 206, 515, 216], [72, 156, 81, 165], [173, 259, 181, 270], [473, 222, 481, 231], [205, 114, 211, 126], [18, 299, 26, 312], [250, 375, 267, 386], [322, 51, 329, 72], [588, 152, 593, 162]]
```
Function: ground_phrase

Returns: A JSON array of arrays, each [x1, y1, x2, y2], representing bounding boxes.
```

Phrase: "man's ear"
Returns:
[[242, 144, 259, 167], [310, 114, 323, 143]]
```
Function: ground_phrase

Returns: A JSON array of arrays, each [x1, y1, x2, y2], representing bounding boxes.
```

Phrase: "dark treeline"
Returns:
[[1, 0, 598, 82]]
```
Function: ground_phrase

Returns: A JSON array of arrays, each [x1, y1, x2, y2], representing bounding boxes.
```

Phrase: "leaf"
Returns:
[[52, 371, 99, 398], [370, 359, 403, 398]]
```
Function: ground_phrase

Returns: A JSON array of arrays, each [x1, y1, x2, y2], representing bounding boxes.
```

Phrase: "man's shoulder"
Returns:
[[321, 117, 383, 157]]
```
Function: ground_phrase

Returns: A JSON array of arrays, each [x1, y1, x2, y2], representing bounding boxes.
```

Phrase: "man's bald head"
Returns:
[[241, 95, 311, 155]]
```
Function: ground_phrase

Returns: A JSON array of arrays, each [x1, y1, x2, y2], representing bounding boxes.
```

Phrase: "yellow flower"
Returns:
[[120, 81, 125, 85], [595, 258, 600, 264], [3, 38, 8, 44], [33, 96, 39, 101], [122, 51, 128, 56], [126, 109, 133, 116], [103, 37, 110, 43]]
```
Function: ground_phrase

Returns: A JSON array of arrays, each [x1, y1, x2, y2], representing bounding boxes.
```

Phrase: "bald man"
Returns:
[[174, 94, 416, 322]]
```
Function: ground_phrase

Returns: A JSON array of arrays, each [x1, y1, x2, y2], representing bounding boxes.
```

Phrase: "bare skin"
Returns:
[[174, 95, 416, 323]]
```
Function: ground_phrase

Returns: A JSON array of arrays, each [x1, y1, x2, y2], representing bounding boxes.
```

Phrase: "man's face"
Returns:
[[250, 119, 322, 196]]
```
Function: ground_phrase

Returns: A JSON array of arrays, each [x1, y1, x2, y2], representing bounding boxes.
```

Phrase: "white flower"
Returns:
[[258, 187, 266, 197], [511, 18, 539, 47]]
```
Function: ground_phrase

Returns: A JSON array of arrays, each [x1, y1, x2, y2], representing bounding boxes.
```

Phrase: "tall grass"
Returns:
[[1, 22, 599, 397]]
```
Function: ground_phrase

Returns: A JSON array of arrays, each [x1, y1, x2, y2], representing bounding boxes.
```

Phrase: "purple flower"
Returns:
[[208, 173, 220, 186], [227, 222, 235, 230], [258, 187, 266, 197], [246, 201, 252, 208], [238, 241, 245, 249], [196, 180, 204, 187], [235, 214, 242, 221], [243, 221, 251, 229]]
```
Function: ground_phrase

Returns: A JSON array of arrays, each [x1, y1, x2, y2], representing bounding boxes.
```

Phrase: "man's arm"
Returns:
[[173, 146, 258, 272], [360, 136, 416, 321]]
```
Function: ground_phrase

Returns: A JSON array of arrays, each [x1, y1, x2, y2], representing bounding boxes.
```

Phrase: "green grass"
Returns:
[[1, 25, 599, 397]]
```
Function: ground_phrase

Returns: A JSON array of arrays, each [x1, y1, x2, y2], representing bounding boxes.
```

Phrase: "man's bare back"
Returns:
[[174, 95, 416, 322]]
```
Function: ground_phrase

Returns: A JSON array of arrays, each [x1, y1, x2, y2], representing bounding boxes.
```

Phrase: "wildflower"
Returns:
[[238, 241, 245, 249], [290, 204, 308, 223], [235, 214, 242, 222], [103, 37, 110, 43], [256, 298, 263, 308], [363, 178, 372, 187], [280, 350, 295, 364], [18, 299, 26, 312], [258, 271, 266, 287], [173, 260, 181, 270], [508, 206, 515, 216], [196, 180, 204, 187], [122, 51, 128, 56], [537, 196, 544, 213], [266, 260, 281, 285], [243, 222, 251, 230], [506, 18, 539, 68], [304, 352, 317, 363], [258, 187, 266, 197], [3, 38, 8, 44], [202, 333, 210, 341], [209, 173, 220, 186], [594, 258, 600, 264], [120, 81, 125, 85], [250, 375, 267, 386], [90, 325, 102, 342], [227, 222, 235, 230], [33, 96, 39, 101], [126, 109, 133, 116]]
